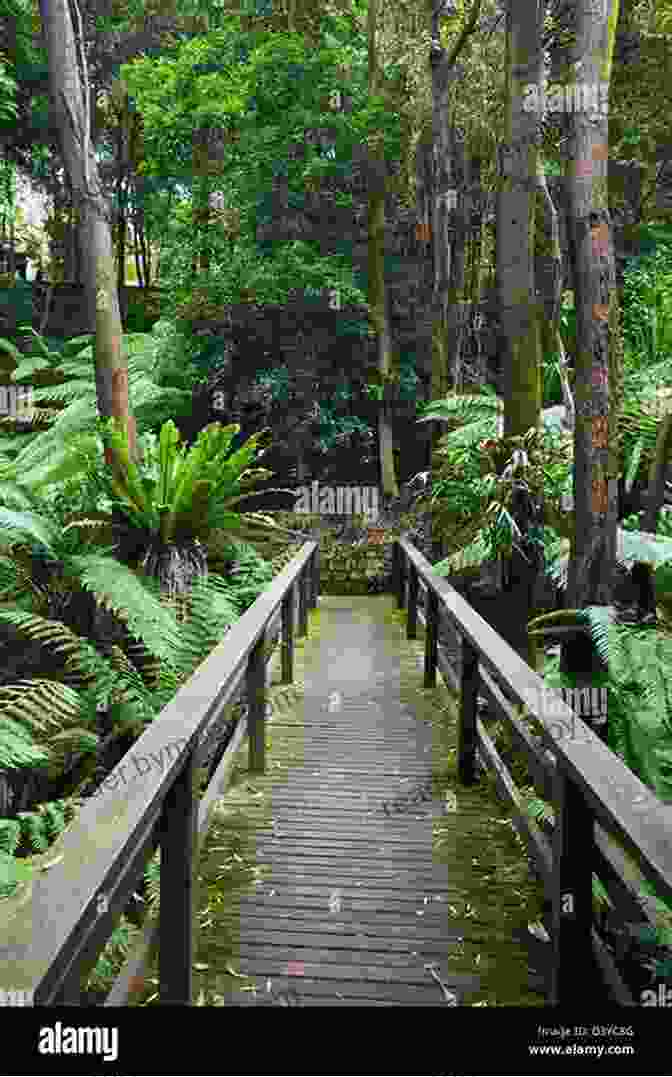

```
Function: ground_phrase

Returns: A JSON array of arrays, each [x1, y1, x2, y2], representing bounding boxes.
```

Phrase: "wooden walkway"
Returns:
[[186, 595, 546, 1007]]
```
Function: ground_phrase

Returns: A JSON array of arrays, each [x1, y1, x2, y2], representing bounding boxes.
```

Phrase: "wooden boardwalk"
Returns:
[[187, 595, 546, 1007]]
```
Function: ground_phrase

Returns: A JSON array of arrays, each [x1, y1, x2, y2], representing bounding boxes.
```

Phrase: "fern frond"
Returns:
[[624, 435, 645, 494], [581, 606, 618, 668], [0, 679, 84, 738], [11, 356, 52, 381], [0, 608, 107, 686], [16, 810, 50, 852], [0, 507, 59, 550], [68, 554, 183, 663], [0, 819, 21, 855], [175, 572, 238, 671], [60, 334, 94, 359], [31, 381, 93, 404], [417, 390, 502, 426], [0, 713, 51, 769], [432, 528, 491, 576]]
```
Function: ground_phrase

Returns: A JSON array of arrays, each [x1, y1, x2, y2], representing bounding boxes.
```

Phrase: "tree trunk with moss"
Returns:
[[428, 10, 455, 412], [496, 0, 544, 440], [446, 131, 469, 392], [368, 0, 399, 499], [564, 0, 621, 609], [535, 163, 574, 429], [493, 0, 545, 665], [39, 0, 137, 473]]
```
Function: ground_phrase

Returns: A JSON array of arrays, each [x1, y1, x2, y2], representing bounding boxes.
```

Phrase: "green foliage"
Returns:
[[621, 242, 672, 368], [417, 391, 502, 529], [423, 392, 572, 569], [84, 915, 138, 997], [2, 328, 195, 469], [98, 416, 302, 566], [120, 22, 378, 316]]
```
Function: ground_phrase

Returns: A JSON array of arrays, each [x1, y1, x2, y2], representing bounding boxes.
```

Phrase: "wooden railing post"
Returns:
[[407, 564, 419, 639], [397, 546, 406, 609], [551, 768, 597, 1004], [247, 627, 267, 773], [458, 638, 480, 784], [298, 566, 308, 637], [310, 546, 320, 608], [423, 586, 439, 687], [159, 744, 198, 1004], [281, 583, 295, 684]]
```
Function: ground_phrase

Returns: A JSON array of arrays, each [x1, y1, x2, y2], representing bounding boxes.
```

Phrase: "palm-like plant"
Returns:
[[94, 417, 303, 597]]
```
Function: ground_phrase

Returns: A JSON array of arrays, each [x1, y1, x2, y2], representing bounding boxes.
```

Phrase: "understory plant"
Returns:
[[94, 417, 303, 598], [416, 392, 572, 575]]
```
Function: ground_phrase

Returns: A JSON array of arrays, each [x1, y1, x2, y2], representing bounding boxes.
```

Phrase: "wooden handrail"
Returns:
[[0, 541, 319, 1006], [394, 536, 672, 1005]]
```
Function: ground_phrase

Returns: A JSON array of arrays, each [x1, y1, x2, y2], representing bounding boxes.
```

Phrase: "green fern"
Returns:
[[69, 554, 184, 663], [432, 528, 491, 576], [0, 818, 21, 855], [0, 608, 106, 686], [0, 713, 52, 770], [417, 389, 502, 428], [16, 810, 50, 852]]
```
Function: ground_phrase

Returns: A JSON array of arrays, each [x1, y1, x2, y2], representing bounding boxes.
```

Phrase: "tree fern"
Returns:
[[0, 679, 98, 778], [69, 554, 184, 663], [0, 609, 100, 686]]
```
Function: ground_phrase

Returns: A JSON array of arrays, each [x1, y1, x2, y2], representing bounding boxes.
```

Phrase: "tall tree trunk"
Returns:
[[428, 8, 455, 413], [493, 0, 545, 664], [39, 0, 137, 471], [497, 0, 544, 440], [446, 130, 469, 389], [565, 0, 622, 609], [368, 0, 399, 499], [114, 79, 130, 321]]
